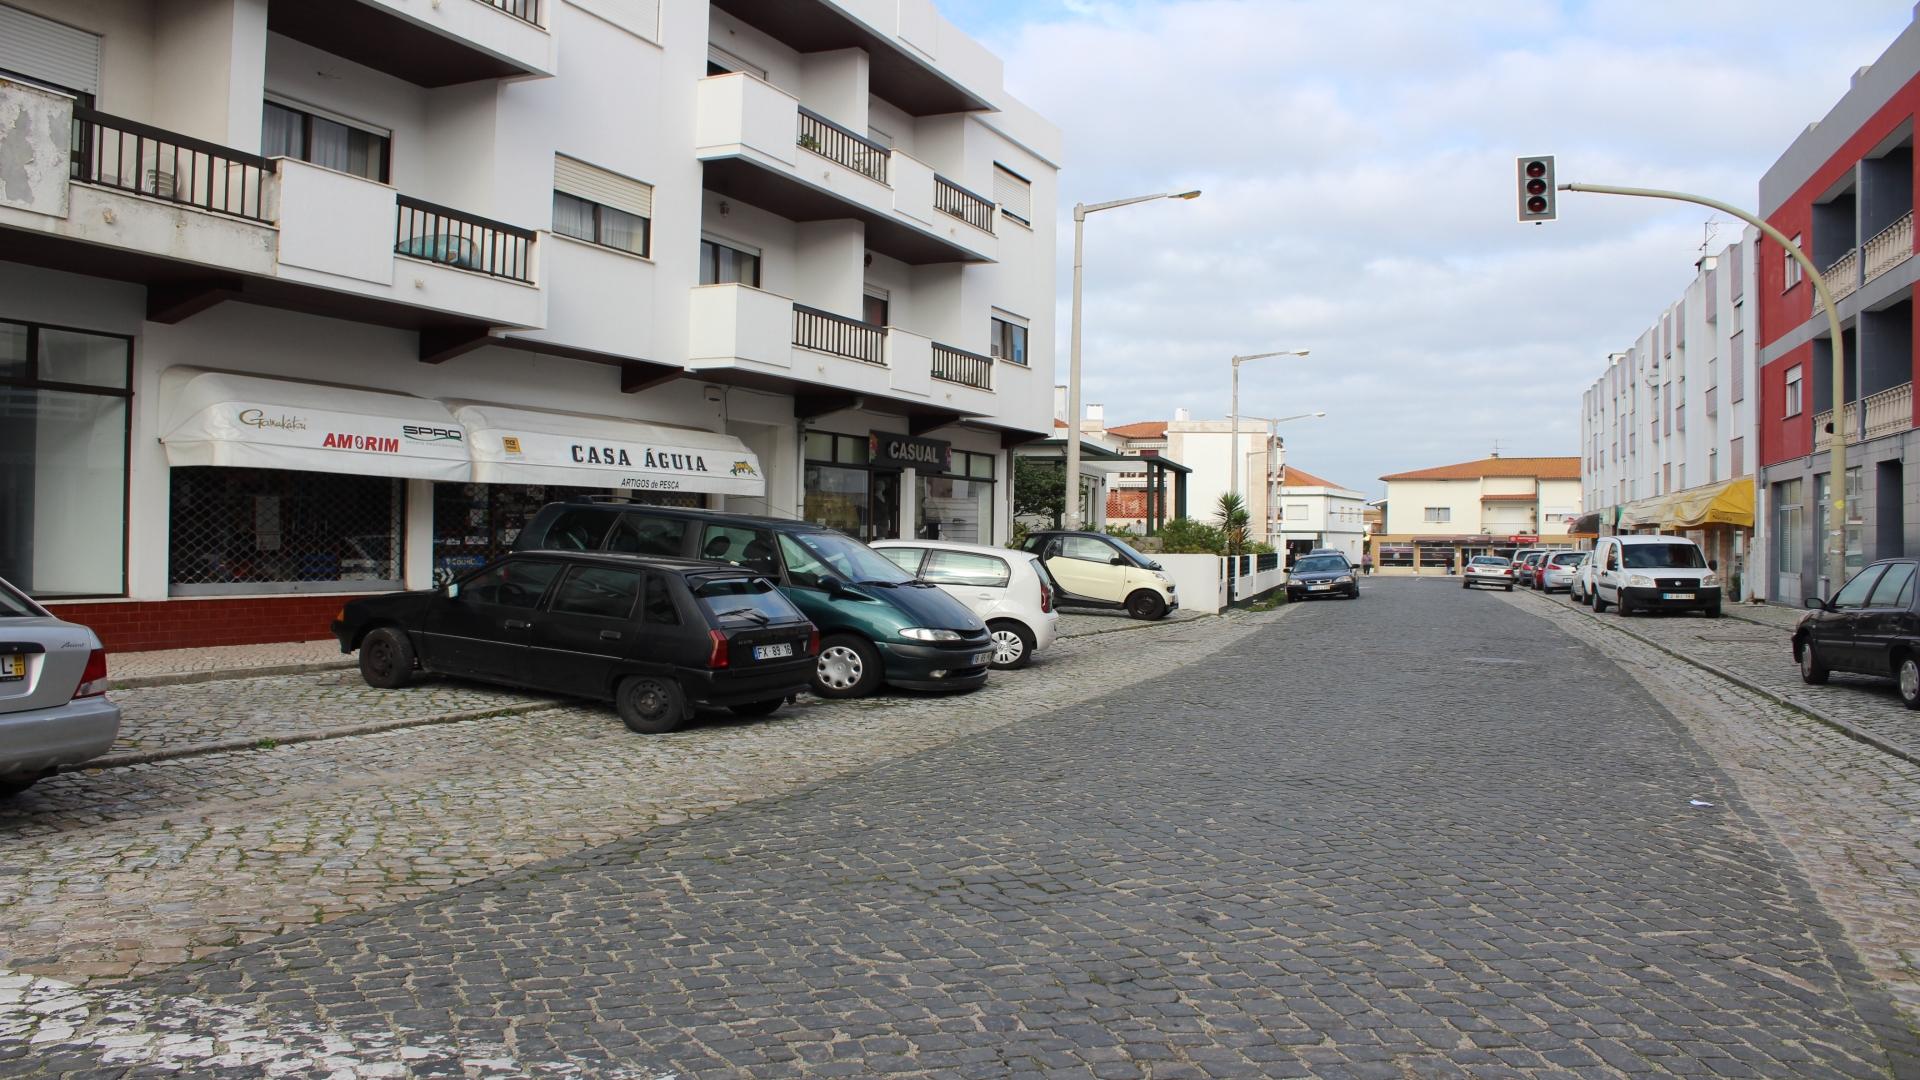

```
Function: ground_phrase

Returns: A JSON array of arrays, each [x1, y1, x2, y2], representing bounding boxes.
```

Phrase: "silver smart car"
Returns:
[[0, 576, 121, 796]]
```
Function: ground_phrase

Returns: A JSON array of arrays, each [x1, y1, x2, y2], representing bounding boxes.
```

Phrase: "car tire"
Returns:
[[1462, 581, 1471, 590], [1799, 639, 1830, 685], [1704, 603, 1722, 619], [1898, 655, 1920, 710], [1503, 584, 1512, 592], [729, 698, 785, 718], [814, 634, 882, 699], [1126, 590, 1169, 620], [986, 620, 1036, 670], [1617, 597, 1633, 616], [1593, 591, 1609, 613], [616, 674, 689, 734], [358, 626, 417, 689]]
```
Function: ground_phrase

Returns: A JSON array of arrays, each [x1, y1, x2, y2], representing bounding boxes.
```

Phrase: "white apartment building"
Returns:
[[1273, 467, 1369, 564], [1101, 412, 1286, 539], [0, 0, 1060, 649], [1579, 232, 1760, 596]]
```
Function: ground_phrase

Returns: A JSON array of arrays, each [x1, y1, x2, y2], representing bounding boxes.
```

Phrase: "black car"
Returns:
[[332, 552, 818, 734], [1794, 558, 1920, 707], [1287, 554, 1358, 601]]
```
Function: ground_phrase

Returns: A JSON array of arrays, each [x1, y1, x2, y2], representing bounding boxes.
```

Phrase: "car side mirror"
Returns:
[[820, 576, 848, 596], [1804, 596, 1828, 610], [1109, 556, 1125, 566], [1709, 560, 1719, 571]]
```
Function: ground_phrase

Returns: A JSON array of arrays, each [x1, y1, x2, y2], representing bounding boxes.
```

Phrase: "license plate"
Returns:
[[752, 643, 793, 660], [1662, 592, 1695, 601], [971, 652, 992, 666], [0, 654, 20, 682], [1310, 584, 1331, 591]]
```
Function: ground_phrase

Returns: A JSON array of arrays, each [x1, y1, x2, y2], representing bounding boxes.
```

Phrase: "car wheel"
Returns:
[[1617, 597, 1633, 616], [1462, 581, 1471, 590], [1899, 655, 1920, 710], [1592, 590, 1609, 613], [1126, 590, 1168, 620], [616, 674, 689, 734], [1704, 603, 1722, 619], [814, 634, 882, 699], [729, 698, 785, 718], [358, 627, 417, 689], [1799, 639, 1830, 685], [987, 620, 1036, 670]]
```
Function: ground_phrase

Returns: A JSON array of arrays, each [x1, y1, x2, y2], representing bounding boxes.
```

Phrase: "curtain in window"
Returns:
[[597, 206, 646, 254], [552, 192, 596, 242], [261, 103, 303, 160]]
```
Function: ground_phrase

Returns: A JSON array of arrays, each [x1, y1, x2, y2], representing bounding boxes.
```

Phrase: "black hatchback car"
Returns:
[[332, 552, 818, 733], [1287, 553, 1358, 601], [1793, 558, 1920, 707]]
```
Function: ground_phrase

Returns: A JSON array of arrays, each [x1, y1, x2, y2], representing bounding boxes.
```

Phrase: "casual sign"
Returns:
[[869, 432, 951, 472]]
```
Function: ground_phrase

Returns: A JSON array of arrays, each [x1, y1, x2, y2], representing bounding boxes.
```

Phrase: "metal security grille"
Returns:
[[169, 467, 402, 593]]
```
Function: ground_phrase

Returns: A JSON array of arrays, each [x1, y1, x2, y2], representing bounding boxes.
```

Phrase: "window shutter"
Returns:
[[554, 155, 653, 220], [0, 6, 101, 97], [993, 164, 1031, 221], [708, 44, 766, 79]]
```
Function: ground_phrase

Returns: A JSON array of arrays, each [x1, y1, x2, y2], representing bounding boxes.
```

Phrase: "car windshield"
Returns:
[[1622, 543, 1707, 569], [694, 575, 803, 623], [1293, 556, 1348, 574], [1106, 536, 1157, 568], [792, 531, 913, 584], [1470, 557, 1509, 567], [0, 579, 43, 618]]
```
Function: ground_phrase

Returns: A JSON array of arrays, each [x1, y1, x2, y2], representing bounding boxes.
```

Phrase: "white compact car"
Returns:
[[1570, 554, 1600, 603], [1588, 534, 1722, 617], [872, 540, 1060, 669], [0, 576, 121, 796], [1538, 551, 1587, 593]]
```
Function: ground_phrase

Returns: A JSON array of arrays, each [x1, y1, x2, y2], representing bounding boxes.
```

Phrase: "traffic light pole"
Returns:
[[1560, 181, 1850, 596]]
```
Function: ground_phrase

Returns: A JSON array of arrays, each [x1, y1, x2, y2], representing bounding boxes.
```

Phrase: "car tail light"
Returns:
[[807, 627, 820, 656], [74, 648, 109, 699], [707, 630, 730, 669], [1038, 577, 1052, 613]]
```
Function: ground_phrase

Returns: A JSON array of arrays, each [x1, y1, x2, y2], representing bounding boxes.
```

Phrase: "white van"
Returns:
[[1587, 534, 1722, 617]]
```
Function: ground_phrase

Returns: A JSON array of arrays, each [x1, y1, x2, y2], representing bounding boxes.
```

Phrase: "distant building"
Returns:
[[1272, 467, 1369, 564], [1375, 456, 1582, 573]]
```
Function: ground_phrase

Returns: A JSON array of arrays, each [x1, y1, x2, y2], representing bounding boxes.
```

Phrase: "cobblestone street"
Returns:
[[6, 579, 1920, 1077]]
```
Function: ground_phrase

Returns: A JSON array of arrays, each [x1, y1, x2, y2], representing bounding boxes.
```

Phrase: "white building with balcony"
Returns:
[[1579, 234, 1761, 597], [0, 0, 1060, 649]]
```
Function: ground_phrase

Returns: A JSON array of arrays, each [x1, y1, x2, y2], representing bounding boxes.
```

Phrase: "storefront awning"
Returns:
[[450, 403, 764, 497], [160, 370, 471, 481], [1664, 476, 1754, 529], [1620, 494, 1674, 528]]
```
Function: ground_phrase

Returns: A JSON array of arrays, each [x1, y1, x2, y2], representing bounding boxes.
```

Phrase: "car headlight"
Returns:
[[1701, 573, 1720, 587], [1336, 575, 1354, 584], [1155, 572, 1173, 584], [899, 627, 963, 642], [1627, 574, 1654, 588]]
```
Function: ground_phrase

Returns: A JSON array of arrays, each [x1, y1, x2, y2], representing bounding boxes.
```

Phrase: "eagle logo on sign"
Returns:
[[730, 460, 758, 477]]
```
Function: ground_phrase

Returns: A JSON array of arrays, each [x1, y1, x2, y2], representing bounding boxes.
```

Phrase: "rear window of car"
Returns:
[[1470, 557, 1509, 567], [694, 575, 803, 624], [1548, 552, 1584, 566], [0, 579, 43, 618]]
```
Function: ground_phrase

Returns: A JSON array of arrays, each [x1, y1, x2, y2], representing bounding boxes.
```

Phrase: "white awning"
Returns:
[[449, 402, 765, 497], [160, 370, 471, 481]]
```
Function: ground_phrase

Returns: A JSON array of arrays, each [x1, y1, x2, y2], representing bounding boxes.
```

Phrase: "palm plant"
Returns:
[[1215, 492, 1251, 557]]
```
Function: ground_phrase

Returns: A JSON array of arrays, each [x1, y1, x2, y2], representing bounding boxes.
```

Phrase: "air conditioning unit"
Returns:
[[989, 343, 1003, 358]]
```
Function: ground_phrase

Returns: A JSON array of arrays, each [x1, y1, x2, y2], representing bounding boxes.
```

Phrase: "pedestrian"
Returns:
[[1361, 552, 1373, 576]]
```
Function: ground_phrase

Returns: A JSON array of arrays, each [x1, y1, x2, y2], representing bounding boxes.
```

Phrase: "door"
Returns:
[[1851, 561, 1915, 676], [528, 564, 646, 695], [1597, 542, 1621, 601], [919, 549, 1013, 621], [421, 557, 564, 681], [1811, 563, 1886, 672], [870, 471, 901, 541], [1044, 534, 1128, 603]]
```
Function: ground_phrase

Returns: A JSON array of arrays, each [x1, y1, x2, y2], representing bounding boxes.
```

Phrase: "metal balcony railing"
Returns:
[[1864, 210, 1915, 283], [793, 304, 885, 366], [482, 0, 541, 24], [395, 195, 535, 283], [933, 175, 995, 234], [796, 107, 889, 185], [70, 107, 275, 222], [931, 343, 993, 389]]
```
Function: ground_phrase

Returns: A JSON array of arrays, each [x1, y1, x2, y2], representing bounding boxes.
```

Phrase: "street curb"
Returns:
[[70, 699, 556, 773], [1532, 594, 1920, 769], [111, 659, 355, 691]]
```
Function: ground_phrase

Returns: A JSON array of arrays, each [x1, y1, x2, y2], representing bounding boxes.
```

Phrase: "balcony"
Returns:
[[265, 0, 554, 87], [695, 74, 996, 266], [1814, 382, 1914, 442], [931, 343, 994, 390], [1822, 247, 1861, 302], [1864, 210, 1915, 283], [708, 0, 995, 117]]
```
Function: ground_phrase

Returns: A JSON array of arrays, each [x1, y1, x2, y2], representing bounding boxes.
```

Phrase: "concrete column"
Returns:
[[792, 220, 866, 318], [796, 48, 870, 132], [405, 479, 434, 589]]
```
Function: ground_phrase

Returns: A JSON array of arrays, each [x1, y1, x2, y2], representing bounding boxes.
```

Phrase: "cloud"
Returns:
[[949, 0, 1915, 493]]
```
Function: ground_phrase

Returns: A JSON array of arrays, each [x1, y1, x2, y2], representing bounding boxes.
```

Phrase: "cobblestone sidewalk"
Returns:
[[109, 639, 349, 689]]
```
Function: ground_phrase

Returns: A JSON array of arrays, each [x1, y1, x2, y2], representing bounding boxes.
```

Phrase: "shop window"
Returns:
[[0, 319, 131, 598], [549, 565, 642, 619], [171, 467, 401, 595], [917, 450, 997, 544], [1378, 546, 1414, 568]]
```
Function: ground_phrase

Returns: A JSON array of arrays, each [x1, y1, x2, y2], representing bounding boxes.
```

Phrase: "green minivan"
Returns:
[[515, 500, 993, 698]]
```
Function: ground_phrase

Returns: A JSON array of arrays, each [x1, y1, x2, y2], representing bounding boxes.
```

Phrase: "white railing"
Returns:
[[1864, 210, 1915, 283], [1820, 247, 1860, 304], [1813, 404, 1850, 440], [1865, 381, 1913, 439]]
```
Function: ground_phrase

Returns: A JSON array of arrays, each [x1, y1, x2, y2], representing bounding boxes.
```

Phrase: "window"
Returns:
[[1729, 437, 1745, 478], [1832, 565, 1884, 610], [700, 237, 761, 286], [261, 100, 389, 182], [1868, 563, 1916, 608], [1775, 478, 1803, 575], [643, 575, 680, 624], [458, 559, 563, 608], [1784, 365, 1803, 417], [541, 508, 617, 552], [549, 565, 643, 619], [877, 547, 926, 575], [921, 550, 1011, 588], [991, 313, 1029, 365], [863, 288, 889, 327], [1784, 234, 1803, 289], [553, 156, 651, 257], [608, 514, 690, 557], [706, 44, 767, 79], [1423, 507, 1451, 523], [993, 164, 1032, 224], [699, 524, 778, 576], [1730, 332, 1746, 402], [1058, 535, 1115, 562]]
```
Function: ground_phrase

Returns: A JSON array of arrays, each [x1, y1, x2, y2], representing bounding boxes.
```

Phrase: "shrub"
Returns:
[[1156, 517, 1227, 555]]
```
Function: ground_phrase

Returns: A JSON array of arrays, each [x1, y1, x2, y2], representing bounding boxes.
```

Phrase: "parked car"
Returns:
[[334, 552, 818, 733], [1588, 534, 1721, 617], [516, 500, 992, 698], [0, 576, 120, 796], [1463, 555, 1514, 591], [1286, 553, 1358, 601], [872, 540, 1058, 670], [1571, 554, 1600, 603], [1794, 559, 1920, 706], [1306, 547, 1342, 557], [1512, 550, 1549, 588], [1538, 551, 1587, 593], [1019, 530, 1179, 620]]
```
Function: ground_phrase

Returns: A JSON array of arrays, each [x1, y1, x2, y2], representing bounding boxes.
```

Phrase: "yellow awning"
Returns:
[[1663, 477, 1754, 529], [1620, 494, 1674, 528]]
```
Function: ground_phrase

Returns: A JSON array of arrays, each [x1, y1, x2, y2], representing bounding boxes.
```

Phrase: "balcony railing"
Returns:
[[482, 0, 541, 24], [796, 107, 889, 185], [933, 175, 995, 234], [69, 107, 275, 223], [793, 304, 885, 366], [1821, 247, 1861, 303], [931, 343, 993, 389], [1864, 210, 1915, 284], [1866, 382, 1913, 439], [394, 195, 535, 283]]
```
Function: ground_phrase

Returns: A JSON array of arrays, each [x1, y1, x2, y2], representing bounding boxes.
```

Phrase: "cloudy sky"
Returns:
[[939, 0, 1914, 496]]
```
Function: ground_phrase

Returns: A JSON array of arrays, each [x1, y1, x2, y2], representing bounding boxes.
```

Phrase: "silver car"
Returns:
[[1539, 551, 1588, 593], [0, 577, 120, 796]]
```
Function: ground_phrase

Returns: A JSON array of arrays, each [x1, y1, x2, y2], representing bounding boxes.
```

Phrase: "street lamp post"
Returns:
[[1063, 189, 1202, 529], [1228, 351, 1311, 519]]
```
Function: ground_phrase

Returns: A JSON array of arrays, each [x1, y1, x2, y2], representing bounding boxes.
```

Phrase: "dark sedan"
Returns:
[[1794, 558, 1920, 707], [1287, 554, 1359, 601], [333, 552, 818, 733]]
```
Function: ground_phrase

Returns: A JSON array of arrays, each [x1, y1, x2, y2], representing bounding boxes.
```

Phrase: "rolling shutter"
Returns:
[[0, 4, 101, 97], [554, 155, 652, 220], [993, 164, 1031, 222], [707, 44, 766, 79]]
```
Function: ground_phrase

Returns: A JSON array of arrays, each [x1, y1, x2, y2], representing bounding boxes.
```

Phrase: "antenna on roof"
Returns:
[[1490, 438, 1502, 459]]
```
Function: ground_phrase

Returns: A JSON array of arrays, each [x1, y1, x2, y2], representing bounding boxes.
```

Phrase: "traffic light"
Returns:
[[1517, 156, 1555, 222]]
